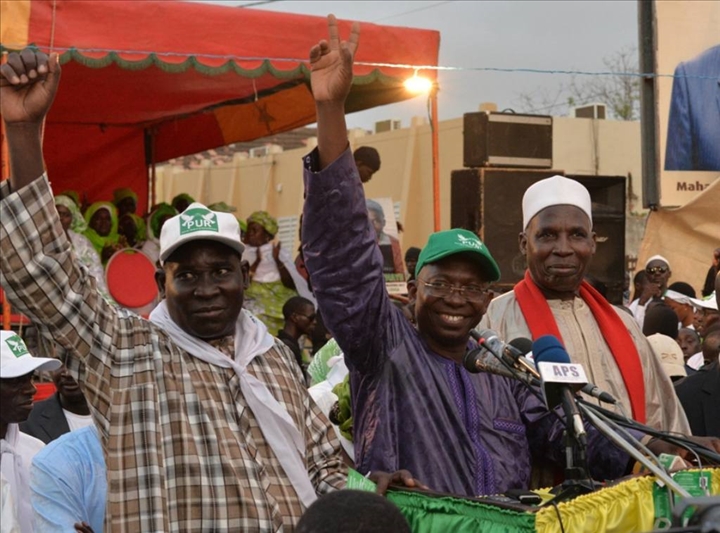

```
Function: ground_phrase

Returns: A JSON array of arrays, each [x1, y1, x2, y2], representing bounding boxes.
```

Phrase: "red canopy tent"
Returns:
[[1, 0, 440, 214]]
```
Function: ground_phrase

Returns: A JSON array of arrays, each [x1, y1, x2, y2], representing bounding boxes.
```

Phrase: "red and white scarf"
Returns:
[[514, 271, 646, 423]]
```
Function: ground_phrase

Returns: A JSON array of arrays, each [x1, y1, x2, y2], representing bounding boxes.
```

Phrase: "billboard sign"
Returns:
[[656, 1, 720, 206]]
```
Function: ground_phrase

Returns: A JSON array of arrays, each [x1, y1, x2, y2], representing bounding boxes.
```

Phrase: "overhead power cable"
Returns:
[[236, 0, 285, 8], [372, 1, 454, 23], [1, 43, 715, 81]]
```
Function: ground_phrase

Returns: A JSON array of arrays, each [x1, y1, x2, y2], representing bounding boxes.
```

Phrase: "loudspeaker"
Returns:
[[463, 112, 553, 169], [450, 169, 626, 304]]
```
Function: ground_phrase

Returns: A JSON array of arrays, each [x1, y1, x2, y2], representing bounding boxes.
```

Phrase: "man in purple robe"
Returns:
[[300, 15, 636, 497]]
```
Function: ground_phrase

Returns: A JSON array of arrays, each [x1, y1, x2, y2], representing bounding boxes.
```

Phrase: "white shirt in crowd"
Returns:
[[1, 426, 45, 533], [687, 352, 705, 370], [62, 410, 94, 433]]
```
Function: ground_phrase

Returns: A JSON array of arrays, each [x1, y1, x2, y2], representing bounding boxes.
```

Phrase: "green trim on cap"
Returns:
[[415, 229, 501, 282]]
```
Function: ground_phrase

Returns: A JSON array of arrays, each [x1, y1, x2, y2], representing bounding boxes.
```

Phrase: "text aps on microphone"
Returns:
[[534, 335, 598, 504]]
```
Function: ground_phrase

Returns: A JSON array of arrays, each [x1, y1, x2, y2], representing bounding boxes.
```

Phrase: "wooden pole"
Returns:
[[150, 129, 157, 210], [430, 85, 441, 232], [638, 0, 660, 208], [1, 52, 12, 331]]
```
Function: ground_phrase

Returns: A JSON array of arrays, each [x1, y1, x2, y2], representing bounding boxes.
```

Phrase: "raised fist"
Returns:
[[0, 48, 61, 124]]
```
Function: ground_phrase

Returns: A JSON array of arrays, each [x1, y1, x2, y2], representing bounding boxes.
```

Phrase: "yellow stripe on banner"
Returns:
[[1, 0, 32, 48], [535, 469, 720, 533]]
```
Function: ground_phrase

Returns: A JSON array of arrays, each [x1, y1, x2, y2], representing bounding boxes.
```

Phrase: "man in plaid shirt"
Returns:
[[0, 26, 418, 533]]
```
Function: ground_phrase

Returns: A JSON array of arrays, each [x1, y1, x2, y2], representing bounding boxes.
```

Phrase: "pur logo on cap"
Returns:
[[4, 334, 29, 358], [179, 208, 219, 235], [456, 233, 483, 250]]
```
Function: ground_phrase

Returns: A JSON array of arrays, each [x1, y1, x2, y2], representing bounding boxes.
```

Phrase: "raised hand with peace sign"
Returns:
[[309, 15, 360, 169], [309, 14, 359, 105]]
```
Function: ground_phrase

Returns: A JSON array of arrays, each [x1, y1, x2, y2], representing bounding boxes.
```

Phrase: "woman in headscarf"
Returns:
[[84, 201, 122, 264], [54, 195, 113, 301], [113, 187, 139, 217], [238, 218, 247, 241], [171, 193, 194, 214], [140, 203, 177, 266], [242, 210, 315, 333], [207, 201, 236, 214], [207, 201, 248, 243], [59, 189, 82, 209], [118, 213, 147, 249]]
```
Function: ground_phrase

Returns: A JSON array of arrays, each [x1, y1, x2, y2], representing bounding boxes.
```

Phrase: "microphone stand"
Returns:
[[579, 402, 691, 500], [465, 340, 695, 503], [473, 341, 597, 504], [577, 399, 720, 466], [545, 403, 597, 505]]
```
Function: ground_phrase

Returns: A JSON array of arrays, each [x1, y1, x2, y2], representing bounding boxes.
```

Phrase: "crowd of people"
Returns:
[[1, 15, 719, 533], [49, 172, 323, 341]]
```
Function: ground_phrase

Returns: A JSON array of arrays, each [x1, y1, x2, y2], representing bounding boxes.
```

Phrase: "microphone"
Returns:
[[580, 381, 617, 405], [471, 329, 539, 379], [508, 337, 532, 359], [473, 329, 617, 405], [506, 337, 537, 378], [462, 347, 539, 386], [533, 335, 588, 444]]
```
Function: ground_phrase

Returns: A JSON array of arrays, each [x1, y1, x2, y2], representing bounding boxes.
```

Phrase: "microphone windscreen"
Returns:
[[463, 349, 481, 372], [532, 335, 571, 364], [509, 337, 532, 356]]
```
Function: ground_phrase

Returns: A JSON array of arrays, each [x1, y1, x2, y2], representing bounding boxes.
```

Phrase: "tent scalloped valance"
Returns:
[[1, 44, 403, 85]]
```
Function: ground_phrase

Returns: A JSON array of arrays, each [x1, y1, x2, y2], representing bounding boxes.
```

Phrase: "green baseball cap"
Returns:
[[415, 229, 501, 281]]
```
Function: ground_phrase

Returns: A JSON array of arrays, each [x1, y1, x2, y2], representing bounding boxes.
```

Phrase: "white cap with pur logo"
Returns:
[[0, 330, 61, 379], [159, 202, 245, 264]]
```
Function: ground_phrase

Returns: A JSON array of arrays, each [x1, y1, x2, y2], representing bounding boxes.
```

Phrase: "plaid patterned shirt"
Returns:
[[0, 177, 346, 532]]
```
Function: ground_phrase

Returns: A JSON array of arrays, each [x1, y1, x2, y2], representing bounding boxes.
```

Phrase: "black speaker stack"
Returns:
[[452, 111, 626, 304]]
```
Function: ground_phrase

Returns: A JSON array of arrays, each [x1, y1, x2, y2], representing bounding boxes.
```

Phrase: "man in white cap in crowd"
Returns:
[[663, 288, 696, 329], [646, 333, 688, 383], [687, 292, 720, 370], [629, 255, 672, 328], [481, 176, 691, 448], [1, 330, 61, 533], [691, 292, 720, 337]]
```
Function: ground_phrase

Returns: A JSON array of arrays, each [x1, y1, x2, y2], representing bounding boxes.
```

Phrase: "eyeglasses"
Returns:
[[646, 266, 669, 275], [418, 279, 490, 303]]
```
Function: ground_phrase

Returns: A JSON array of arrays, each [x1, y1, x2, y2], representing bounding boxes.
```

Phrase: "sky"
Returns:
[[197, 1, 639, 130]]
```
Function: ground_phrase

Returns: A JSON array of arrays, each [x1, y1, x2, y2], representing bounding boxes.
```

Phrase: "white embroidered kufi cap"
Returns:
[[645, 255, 671, 269], [521, 175, 592, 229]]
